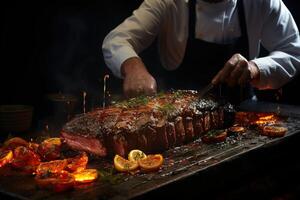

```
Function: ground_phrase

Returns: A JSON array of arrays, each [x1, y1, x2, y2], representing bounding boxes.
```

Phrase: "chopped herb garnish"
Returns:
[[156, 91, 165, 98], [173, 90, 184, 99], [98, 168, 124, 184], [206, 130, 224, 138], [157, 103, 176, 115], [116, 95, 150, 108]]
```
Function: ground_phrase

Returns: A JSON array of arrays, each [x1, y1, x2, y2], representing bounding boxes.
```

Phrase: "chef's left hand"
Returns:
[[212, 53, 260, 87]]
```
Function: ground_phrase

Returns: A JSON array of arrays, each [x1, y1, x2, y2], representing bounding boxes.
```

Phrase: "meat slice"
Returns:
[[61, 90, 226, 157]]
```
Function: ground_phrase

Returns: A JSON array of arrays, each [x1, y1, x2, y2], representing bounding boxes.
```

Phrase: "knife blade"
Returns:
[[198, 83, 215, 99]]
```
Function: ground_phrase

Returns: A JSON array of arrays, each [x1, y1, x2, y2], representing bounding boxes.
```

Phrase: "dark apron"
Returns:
[[164, 0, 253, 104]]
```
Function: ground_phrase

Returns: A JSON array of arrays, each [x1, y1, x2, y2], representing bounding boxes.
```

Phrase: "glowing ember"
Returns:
[[0, 137, 99, 192], [254, 114, 278, 126], [73, 169, 98, 183], [0, 150, 13, 167], [235, 112, 279, 126], [66, 153, 88, 172]]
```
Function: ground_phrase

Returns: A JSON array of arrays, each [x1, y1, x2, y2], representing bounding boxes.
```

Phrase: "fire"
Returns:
[[0, 150, 13, 167], [254, 114, 278, 126], [235, 112, 279, 126], [73, 169, 98, 183]]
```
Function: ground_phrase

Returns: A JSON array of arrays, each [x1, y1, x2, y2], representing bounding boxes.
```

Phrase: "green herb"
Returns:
[[98, 168, 124, 185], [116, 95, 150, 108], [173, 90, 184, 99], [156, 91, 165, 98], [157, 103, 176, 115], [206, 130, 223, 137]]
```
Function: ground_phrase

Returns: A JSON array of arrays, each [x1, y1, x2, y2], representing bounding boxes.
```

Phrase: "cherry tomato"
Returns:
[[66, 153, 88, 172], [11, 146, 41, 173], [35, 170, 75, 192], [36, 159, 68, 175], [3, 137, 28, 150], [38, 138, 61, 161]]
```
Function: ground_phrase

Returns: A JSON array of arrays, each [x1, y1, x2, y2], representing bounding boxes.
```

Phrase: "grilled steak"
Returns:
[[61, 90, 227, 157]]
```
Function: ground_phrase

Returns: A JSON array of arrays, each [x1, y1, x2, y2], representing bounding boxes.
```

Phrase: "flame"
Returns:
[[73, 169, 98, 183], [235, 112, 279, 126], [0, 150, 13, 167]]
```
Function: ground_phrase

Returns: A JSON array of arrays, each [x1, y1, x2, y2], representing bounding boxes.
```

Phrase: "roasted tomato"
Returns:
[[3, 137, 28, 150], [28, 142, 39, 154], [35, 170, 75, 192], [202, 130, 227, 144], [38, 138, 61, 161], [0, 150, 13, 168], [138, 154, 164, 172], [11, 146, 41, 173], [227, 126, 246, 136], [66, 153, 88, 173], [261, 125, 287, 137], [72, 169, 98, 183], [36, 159, 68, 175]]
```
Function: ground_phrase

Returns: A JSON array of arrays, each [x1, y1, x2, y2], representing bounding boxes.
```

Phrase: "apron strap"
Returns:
[[188, 0, 197, 40]]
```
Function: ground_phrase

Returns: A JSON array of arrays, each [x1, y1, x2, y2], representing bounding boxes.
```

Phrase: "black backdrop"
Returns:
[[0, 0, 299, 122]]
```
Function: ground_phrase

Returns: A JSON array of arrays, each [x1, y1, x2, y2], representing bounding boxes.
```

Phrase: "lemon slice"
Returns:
[[128, 149, 147, 162], [138, 154, 164, 172], [114, 155, 139, 172]]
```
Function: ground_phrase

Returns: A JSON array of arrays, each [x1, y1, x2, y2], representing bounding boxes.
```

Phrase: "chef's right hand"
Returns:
[[121, 57, 157, 98]]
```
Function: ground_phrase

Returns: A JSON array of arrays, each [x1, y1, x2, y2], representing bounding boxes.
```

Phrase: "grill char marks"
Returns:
[[61, 90, 225, 157]]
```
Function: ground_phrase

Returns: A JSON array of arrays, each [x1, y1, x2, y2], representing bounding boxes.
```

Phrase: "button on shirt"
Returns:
[[102, 0, 300, 90]]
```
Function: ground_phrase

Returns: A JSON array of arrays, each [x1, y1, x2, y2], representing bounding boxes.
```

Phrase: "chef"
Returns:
[[102, 0, 300, 103]]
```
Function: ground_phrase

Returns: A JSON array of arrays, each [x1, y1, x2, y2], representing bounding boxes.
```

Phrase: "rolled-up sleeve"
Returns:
[[251, 0, 300, 90], [102, 0, 165, 78]]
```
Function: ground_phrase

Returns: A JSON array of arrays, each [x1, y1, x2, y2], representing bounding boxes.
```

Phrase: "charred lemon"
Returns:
[[138, 154, 163, 172], [114, 154, 139, 172], [128, 149, 147, 162]]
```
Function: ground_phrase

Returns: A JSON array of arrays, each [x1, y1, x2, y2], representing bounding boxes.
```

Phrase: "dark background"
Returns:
[[0, 0, 299, 123], [0, 1, 300, 199]]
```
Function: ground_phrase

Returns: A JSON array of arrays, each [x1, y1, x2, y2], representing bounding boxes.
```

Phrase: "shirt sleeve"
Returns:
[[251, 0, 300, 90], [102, 0, 165, 78]]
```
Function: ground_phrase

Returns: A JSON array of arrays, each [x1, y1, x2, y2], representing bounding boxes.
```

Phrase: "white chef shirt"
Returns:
[[102, 0, 300, 90]]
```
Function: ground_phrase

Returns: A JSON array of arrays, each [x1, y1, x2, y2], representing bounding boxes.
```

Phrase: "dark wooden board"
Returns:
[[1, 102, 300, 200]]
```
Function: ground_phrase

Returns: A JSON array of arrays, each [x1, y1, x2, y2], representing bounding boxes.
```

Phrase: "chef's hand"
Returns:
[[212, 53, 260, 87], [121, 57, 157, 98]]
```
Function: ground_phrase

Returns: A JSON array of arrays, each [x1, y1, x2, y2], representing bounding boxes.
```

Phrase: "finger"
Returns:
[[238, 70, 250, 85], [226, 77, 237, 87], [230, 59, 248, 82], [216, 54, 241, 84]]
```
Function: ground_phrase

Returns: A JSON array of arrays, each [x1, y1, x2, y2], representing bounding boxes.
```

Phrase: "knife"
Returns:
[[198, 83, 215, 99]]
